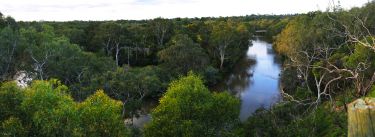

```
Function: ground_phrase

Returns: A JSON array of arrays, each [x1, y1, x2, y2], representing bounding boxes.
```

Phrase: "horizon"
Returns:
[[0, 0, 371, 21]]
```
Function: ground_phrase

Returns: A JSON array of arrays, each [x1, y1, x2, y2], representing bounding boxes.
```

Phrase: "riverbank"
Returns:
[[215, 38, 282, 121], [130, 37, 284, 128]]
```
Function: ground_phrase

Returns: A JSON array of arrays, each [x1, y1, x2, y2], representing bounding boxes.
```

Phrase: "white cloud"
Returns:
[[0, 0, 370, 21]]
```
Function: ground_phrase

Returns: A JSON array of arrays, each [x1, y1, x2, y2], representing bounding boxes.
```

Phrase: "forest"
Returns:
[[0, 1, 374, 137]]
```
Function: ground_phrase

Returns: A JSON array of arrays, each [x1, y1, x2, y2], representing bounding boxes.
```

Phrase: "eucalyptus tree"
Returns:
[[127, 23, 153, 65], [92, 22, 131, 66], [144, 73, 240, 137], [158, 34, 210, 76], [0, 27, 19, 81], [149, 18, 174, 49], [209, 20, 250, 70], [0, 80, 131, 136], [88, 66, 162, 119]]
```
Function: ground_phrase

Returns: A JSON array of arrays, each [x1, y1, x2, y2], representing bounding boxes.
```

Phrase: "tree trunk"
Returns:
[[219, 44, 227, 70], [135, 43, 138, 62], [3, 40, 17, 80], [127, 47, 130, 66], [348, 98, 375, 137], [115, 43, 120, 66], [220, 53, 225, 70]]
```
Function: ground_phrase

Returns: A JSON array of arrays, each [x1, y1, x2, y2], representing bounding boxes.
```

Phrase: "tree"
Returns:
[[126, 24, 153, 66], [0, 82, 27, 136], [340, 41, 375, 96], [158, 34, 210, 76], [0, 82, 24, 122], [21, 80, 80, 137], [92, 22, 129, 66], [18, 24, 116, 92], [144, 73, 240, 137], [150, 18, 174, 48], [274, 12, 348, 105], [20, 25, 63, 80], [0, 79, 131, 136], [1, 117, 27, 137], [0, 27, 19, 82], [78, 90, 129, 136], [69, 52, 116, 100], [210, 20, 250, 70], [90, 66, 162, 120], [326, 2, 375, 96]]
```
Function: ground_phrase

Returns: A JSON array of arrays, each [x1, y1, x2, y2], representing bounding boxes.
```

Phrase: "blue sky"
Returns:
[[0, 0, 370, 21]]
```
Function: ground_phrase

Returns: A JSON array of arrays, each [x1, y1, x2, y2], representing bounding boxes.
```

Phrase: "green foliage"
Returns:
[[0, 82, 24, 122], [0, 80, 130, 136], [340, 40, 375, 95], [91, 22, 125, 52], [144, 73, 240, 137], [91, 66, 163, 100], [342, 42, 375, 71], [82, 66, 164, 122], [150, 18, 174, 48], [2, 2, 374, 136], [21, 25, 115, 84], [79, 90, 128, 136], [209, 20, 250, 70], [265, 18, 290, 40], [203, 66, 220, 86], [1, 117, 27, 137], [295, 86, 312, 100], [0, 26, 21, 81], [158, 34, 210, 76], [269, 3, 375, 137], [367, 86, 375, 97], [21, 80, 80, 136], [242, 103, 347, 137]]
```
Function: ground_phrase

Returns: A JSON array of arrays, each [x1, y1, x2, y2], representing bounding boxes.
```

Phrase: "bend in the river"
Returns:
[[131, 37, 282, 127]]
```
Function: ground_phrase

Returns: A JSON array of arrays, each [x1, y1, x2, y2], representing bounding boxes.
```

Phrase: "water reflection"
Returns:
[[125, 99, 157, 128], [129, 38, 282, 127], [217, 38, 282, 122]]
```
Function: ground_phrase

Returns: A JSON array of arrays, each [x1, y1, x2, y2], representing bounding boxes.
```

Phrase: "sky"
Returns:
[[0, 0, 371, 21]]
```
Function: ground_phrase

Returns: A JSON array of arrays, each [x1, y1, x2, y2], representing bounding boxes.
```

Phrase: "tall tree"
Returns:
[[21, 80, 80, 137], [0, 27, 19, 81], [150, 18, 173, 48], [0, 82, 24, 122], [144, 73, 240, 137], [90, 66, 162, 119], [158, 34, 210, 75], [79, 90, 129, 136], [210, 20, 250, 70], [92, 22, 129, 66], [0, 80, 131, 136]]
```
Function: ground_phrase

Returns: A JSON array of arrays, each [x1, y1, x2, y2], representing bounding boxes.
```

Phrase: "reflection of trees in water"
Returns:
[[273, 55, 282, 65], [266, 47, 275, 54], [265, 46, 282, 67], [225, 57, 256, 96], [140, 99, 158, 114]]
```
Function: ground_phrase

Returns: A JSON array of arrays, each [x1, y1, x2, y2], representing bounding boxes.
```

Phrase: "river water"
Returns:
[[129, 38, 282, 127], [215, 38, 282, 121]]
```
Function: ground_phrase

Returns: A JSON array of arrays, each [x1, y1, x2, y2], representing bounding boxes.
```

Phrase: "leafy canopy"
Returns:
[[144, 73, 240, 137]]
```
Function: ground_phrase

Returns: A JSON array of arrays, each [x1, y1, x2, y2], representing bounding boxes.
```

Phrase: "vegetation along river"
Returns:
[[216, 37, 282, 121], [130, 37, 282, 127]]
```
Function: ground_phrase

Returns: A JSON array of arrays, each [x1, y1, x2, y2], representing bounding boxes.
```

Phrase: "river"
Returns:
[[129, 38, 282, 127], [215, 38, 282, 121]]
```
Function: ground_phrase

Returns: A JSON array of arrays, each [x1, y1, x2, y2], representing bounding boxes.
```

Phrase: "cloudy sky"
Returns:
[[0, 0, 371, 21]]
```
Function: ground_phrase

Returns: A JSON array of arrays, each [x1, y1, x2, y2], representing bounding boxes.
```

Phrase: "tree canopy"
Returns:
[[144, 73, 240, 137]]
